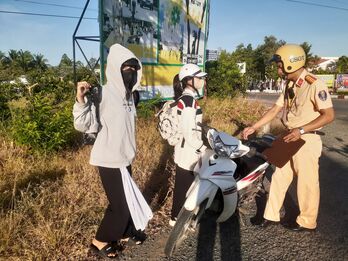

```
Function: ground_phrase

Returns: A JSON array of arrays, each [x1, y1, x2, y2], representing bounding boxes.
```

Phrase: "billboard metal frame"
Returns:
[[72, 0, 100, 85]]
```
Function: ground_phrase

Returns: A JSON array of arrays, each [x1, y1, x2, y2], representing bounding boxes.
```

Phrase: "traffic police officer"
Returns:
[[242, 44, 335, 231]]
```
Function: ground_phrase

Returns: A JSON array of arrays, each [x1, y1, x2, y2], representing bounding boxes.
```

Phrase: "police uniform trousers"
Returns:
[[264, 134, 322, 229]]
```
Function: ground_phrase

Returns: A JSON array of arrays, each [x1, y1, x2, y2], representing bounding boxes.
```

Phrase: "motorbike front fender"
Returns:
[[184, 179, 218, 211], [216, 191, 238, 223]]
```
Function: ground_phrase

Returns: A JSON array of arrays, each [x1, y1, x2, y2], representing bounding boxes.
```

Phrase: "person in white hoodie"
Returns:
[[170, 64, 207, 226], [73, 44, 152, 259]]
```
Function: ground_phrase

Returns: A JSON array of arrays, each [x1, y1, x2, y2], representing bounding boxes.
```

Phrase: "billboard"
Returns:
[[336, 74, 348, 89], [315, 74, 335, 88], [100, 0, 210, 99]]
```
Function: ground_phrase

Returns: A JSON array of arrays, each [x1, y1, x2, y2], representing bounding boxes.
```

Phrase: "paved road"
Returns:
[[247, 92, 348, 121]]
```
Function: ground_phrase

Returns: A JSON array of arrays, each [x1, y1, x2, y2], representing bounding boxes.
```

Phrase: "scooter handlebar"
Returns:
[[246, 147, 268, 161], [197, 122, 215, 136]]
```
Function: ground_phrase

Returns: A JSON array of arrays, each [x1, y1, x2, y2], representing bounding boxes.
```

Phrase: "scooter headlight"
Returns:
[[214, 135, 237, 158]]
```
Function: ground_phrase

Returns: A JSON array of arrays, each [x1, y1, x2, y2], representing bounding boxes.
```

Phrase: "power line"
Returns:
[[285, 0, 348, 12], [331, 0, 348, 6], [13, 0, 98, 12], [0, 10, 97, 19]]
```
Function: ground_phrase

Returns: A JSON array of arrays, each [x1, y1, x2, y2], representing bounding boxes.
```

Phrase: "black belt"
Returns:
[[305, 130, 325, 136]]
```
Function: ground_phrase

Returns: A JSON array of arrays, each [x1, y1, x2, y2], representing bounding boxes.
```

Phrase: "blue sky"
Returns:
[[0, 0, 347, 65]]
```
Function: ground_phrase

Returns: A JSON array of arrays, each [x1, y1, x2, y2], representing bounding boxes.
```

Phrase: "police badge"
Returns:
[[318, 90, 327, 101]]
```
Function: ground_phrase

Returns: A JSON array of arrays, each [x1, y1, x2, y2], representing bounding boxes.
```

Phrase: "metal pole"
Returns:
[[73, 0, 91, 86], [76, 40, 100, 84]]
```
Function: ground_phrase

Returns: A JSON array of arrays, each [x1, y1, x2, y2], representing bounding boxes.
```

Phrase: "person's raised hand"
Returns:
[[76, 81, 91, 104], [242, 126, 256, 140]]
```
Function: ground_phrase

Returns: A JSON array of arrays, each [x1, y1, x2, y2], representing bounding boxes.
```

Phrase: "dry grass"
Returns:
[[0, 97, 275, 260]]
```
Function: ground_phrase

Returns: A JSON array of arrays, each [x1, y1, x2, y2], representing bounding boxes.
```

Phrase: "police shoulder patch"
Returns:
[[296, 78, 304, 87], [318, 90, 328, 101], [305, 75, 317, 84]]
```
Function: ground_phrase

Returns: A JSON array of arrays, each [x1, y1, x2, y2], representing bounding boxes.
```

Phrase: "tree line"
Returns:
[[0, 50, 99, 152], [206, 35, 348, 96], [1, 35, 347, 152]]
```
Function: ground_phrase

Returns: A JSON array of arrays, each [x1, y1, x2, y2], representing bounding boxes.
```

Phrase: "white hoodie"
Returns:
[[73, 44, 142, 168]]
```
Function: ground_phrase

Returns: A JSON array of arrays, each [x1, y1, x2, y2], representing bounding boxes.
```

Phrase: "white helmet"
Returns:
[[179, 63, 207, 81]]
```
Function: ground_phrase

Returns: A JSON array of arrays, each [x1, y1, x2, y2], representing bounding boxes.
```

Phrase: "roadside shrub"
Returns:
[[0, 93, 10, 121], [10, 93, 77, 152], [0, 83, 25, 122], [137, 94, 162, 119]]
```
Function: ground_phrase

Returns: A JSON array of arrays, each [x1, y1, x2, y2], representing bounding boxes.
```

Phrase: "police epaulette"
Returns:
[[305, 75, 317, 84]]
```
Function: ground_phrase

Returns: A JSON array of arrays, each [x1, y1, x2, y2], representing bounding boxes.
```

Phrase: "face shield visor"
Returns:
[[269, 54, 282, 64], [269, 54, 287, 80]]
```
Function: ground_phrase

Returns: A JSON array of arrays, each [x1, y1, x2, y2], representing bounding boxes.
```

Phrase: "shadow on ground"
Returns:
[[196, 211, 241, 261]]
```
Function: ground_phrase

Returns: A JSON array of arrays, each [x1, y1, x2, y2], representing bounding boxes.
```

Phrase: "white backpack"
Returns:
[[156, 100, 182, 146]]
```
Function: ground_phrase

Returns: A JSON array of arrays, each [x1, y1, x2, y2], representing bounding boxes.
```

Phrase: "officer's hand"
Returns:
[[283, 128, 301, 143], [242, 127, 256, 140], [76, 81, 91, 104]]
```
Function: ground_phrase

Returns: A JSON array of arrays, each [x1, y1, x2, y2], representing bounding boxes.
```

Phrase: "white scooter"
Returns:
[[165, 125, 274, 257]]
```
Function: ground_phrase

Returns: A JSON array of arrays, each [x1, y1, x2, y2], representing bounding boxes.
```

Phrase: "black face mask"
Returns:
[[121, 69, 137, 100]]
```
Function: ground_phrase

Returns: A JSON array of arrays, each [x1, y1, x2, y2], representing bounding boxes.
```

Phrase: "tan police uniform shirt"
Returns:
[[275, 69, 333, 129]]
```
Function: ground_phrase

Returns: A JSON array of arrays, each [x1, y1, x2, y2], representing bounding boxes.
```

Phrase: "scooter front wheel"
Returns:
[[165, 200, 207, 257]]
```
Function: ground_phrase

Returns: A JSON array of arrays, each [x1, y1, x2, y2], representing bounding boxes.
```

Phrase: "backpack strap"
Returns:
[[176, 94, 196, 114], [169, 101, 179, 108], [156, 94, 193, 118], [169, 94, 189, 107]]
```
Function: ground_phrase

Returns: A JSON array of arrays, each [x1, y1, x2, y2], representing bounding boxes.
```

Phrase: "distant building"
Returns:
[[9, 75, 28, 85], [206, 49, 221, 61], [313, 57, 339, 71]]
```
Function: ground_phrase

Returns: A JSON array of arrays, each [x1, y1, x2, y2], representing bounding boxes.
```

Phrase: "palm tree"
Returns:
[[300, 42, 319, 69], [32, 54, 48, 72], [4, 49, 19, 67], [17, 49, 34, 72]]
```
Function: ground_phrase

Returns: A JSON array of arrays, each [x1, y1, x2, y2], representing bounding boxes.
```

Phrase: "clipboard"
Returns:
[[262, 133, 305, 168]]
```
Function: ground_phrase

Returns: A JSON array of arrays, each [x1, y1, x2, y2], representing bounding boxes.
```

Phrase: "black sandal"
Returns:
[[111, 240, 126, 251], [126, 230, 147, 245], [90, 243, 120, 259]]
